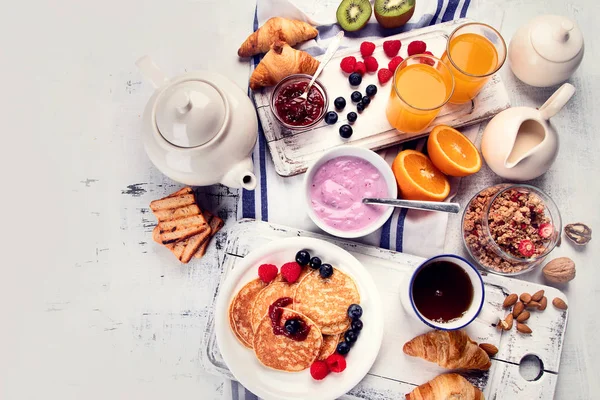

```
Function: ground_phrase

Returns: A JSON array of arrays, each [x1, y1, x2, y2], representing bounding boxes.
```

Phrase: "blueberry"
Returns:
[[309, 257, 322, 270], [344, 329, 358, 345], [349, 72, 362, 86], [348, 304, 363, 320], [356, 102, 365, 113], [339, 124, 353, 139], [334, 97, 346, 110], [285, 319, 301, 334], [319, 263, 333, 278], [366, 84, 377, 97], [351, 319, 363, 331], [347, 112, 357, 123], [361, 96, 371, 107], [350, 91, 362, 103], [337, 341, 351, 355], [324, 111, 338, 125], [295, 250, 310, 266]]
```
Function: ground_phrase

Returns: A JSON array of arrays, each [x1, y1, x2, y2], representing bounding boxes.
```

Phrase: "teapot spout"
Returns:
[[136, 55, 169, 89], [220, 158, 257, 191]]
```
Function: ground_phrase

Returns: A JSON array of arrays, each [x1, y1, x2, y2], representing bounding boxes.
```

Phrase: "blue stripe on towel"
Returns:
[[242, 86, 256, 220], [258, 126, 268, 221], [429, 0, 444, 25], [396, 207, 409, 252], [379, 213, 393, 249], [460, 0, 471, 17], [442, 0, 460, 22]]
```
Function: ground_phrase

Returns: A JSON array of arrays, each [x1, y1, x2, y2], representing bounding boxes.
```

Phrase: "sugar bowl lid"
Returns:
[[155, 80, 227, 148], [530, 15, 584, 63]]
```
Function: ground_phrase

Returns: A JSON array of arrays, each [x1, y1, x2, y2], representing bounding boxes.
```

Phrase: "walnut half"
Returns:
[[564, 223, 592, 246]]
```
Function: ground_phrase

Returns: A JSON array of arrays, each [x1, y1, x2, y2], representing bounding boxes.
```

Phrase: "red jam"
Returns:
[[268, 297, 311, 341], [274, 81, 325, 127]]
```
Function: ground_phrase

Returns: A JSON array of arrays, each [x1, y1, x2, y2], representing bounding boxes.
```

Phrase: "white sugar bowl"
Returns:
[[508, 15, 584, 87]]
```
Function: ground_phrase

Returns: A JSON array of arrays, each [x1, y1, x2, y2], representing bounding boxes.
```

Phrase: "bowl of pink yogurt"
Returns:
[[304, 146, 397, 238]]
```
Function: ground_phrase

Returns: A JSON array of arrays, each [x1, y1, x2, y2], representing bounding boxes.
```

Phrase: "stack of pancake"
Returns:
[[229, 267, 360, 372]]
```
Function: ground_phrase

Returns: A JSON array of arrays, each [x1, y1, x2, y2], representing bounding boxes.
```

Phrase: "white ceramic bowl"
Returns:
[[304, 146, 397, 239]]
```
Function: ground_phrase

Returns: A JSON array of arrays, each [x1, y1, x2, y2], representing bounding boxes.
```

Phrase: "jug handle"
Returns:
[[135, 55, 169, 89], [539, 83, 576, 120]]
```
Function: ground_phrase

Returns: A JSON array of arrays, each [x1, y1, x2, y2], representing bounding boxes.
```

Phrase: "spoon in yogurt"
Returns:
[[362, 198, 460, 214]]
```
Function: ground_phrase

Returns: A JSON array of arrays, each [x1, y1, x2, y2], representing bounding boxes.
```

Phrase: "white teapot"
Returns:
[[481, 83, 575, 181], [136, 56, 258, 190], [508, 15, 584, 87]]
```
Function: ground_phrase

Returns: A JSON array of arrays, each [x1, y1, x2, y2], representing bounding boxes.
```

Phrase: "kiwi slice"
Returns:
[[374, 0, 416, 29], [336, 0, 372, 32]]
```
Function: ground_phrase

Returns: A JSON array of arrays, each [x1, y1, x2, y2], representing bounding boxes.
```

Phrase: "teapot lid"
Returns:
[[530, 15, 583, 63], [155, 80, 227, 148]]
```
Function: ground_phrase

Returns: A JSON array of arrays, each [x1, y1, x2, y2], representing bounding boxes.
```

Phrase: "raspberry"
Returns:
[[281, 262, 302, 283], [310, 360, 329, 380], [354, 61, 367, 75], [388, 56, 404, 73], [538, 223, 553, 239], [340, 56, 356, 74], [383, 40, 401, 57], [518, 239, 535, 258], [258, 264, 278, 283], [377, 68, 393, 84], [326, 354, 347, 373], [360, 41, 376, 57], [407, 40, 427, 56], [364, 56, 378, 72], [423, 51, 434, 56]]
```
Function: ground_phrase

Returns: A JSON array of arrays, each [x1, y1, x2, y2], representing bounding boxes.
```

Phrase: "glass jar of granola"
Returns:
[[462, 184, 562, 275]]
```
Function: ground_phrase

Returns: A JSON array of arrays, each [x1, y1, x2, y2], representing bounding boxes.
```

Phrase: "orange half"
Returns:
[[427, 125, 482, 177], [391, 150, 450, 201]]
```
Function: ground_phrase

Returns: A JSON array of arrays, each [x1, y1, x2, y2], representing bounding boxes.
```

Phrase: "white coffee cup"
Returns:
[[400, 254, 489, 330]]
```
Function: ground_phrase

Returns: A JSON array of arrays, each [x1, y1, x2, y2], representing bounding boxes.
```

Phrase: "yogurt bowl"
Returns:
[[304, 146, 397, 238]]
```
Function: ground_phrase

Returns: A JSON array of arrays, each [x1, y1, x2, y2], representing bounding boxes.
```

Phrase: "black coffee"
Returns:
[[412, 261, 474, 322]]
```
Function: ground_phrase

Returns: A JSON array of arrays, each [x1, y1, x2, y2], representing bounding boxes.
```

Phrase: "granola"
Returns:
[[463, 186, 553, 274]]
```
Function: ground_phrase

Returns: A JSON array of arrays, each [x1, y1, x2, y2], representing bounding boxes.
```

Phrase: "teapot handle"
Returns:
[[136, 55, 169, 89], [539, 83, 576, 120]]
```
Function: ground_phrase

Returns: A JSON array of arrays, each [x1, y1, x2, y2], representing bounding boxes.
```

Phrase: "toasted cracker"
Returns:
[[194, 211, 225, 258], [156, 214, 208, 244], [150, 193, 196, 212], [153, 204, 201, 222]]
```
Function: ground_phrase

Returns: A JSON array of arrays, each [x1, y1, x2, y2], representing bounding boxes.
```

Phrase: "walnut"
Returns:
[[564, 223, 592, 246], [542, 257, 576, 283]]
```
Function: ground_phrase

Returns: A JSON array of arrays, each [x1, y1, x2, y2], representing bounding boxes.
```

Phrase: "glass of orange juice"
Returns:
[[441, 22, 507, 104], [386, 54, 454, 134]]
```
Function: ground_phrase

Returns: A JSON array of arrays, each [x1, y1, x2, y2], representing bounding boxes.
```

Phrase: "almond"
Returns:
[[503, 293, 518, 308], [538, 296, 548, 311], [552, 297, 568, 310], [531, 290, 544, 302], [504, 313, 514, 330], [516, 310, 530, 322], [497, 318, 507, 330], [517, 323, 532, 334], [520, 293, 532, 304], [479, 343, 499, 356], [527, 301, 541, 310], [513, 301, 525, 318]]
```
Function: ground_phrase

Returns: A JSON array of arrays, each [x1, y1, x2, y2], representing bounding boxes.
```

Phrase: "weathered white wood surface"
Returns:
[[202, 219, 567, 399], [2, 0, 599, 399], [253, 19, 511, 176]]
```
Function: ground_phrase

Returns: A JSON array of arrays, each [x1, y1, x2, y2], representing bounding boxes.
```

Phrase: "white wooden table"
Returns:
[[1, 0, 598, 399]]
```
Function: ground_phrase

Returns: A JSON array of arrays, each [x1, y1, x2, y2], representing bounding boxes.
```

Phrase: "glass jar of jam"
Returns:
[[270, 74, 328, 130]]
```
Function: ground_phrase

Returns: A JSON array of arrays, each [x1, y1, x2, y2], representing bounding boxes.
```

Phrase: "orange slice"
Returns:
[[427, 125, 482, 177], [391, 150, 450, 201]]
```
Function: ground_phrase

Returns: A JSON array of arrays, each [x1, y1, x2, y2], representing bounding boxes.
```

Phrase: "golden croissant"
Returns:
[[249, 41, 319, 90], [238, 17, 318, 57], [406, 373, 485, 400], [403, 330, 491, 370]]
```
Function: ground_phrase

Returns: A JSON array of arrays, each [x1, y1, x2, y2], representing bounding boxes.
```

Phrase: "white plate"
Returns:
[[214, 237, 384, 400]]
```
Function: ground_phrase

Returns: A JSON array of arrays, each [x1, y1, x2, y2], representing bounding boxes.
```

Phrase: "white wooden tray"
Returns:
[[252, 18, 511, 177], [201, 219, 567, 399]]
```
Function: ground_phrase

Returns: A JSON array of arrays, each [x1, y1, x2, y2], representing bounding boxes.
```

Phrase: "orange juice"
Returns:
[[386, 62, 452, 133], [442, 30, 503, 104]]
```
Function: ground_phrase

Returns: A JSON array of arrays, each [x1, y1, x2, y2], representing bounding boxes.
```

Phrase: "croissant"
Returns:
[[238, 17, 318, 57], [406, 373, 485, 400], [403, 330, 491, 370], [249, 41, 319, 90]]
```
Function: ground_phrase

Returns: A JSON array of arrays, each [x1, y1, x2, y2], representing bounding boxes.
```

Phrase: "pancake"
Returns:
[[317, 334, 340, 360], [253, 308, 323, 372], [250, 282, 294, 332], [229, 278, 268, 348], [294, 268, 360, 330], [321, 318, 351, 335]]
